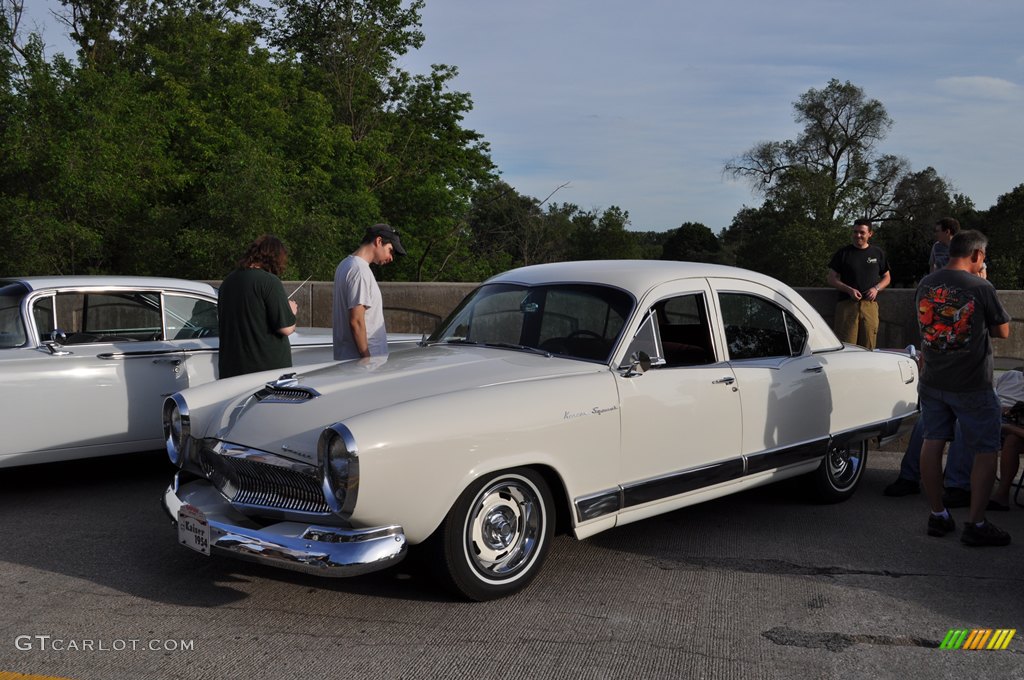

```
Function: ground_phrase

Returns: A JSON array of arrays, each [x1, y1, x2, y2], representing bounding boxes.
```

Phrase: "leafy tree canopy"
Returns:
[[0, 10, 1020, 293]]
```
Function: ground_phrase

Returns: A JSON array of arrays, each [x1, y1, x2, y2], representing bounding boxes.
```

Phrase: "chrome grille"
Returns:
[[199, 445, 330, 514]]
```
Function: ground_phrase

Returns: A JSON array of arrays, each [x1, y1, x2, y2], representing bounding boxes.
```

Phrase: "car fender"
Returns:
[[342, 370, 621, 543]]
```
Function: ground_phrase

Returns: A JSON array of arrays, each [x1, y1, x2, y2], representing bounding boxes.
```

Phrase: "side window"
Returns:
[[656, 294, 714, 366], [32, 296, 55, 339], [0, 287, 28, 348], [165, 295, 218, 339], [53, 291, 162, 343], [719, 293, 807, 360], [621, 310, 663, 367]]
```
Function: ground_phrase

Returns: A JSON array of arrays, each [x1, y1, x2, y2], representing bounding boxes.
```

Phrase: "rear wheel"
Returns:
[[808, 440, 868, 503], [431, 468, 554, 601]]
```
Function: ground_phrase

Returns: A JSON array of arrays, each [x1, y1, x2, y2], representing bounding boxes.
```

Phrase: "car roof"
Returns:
[[487, 260, 791, 295], [486, 260, 843, 352], [2, 276, 217, 297]]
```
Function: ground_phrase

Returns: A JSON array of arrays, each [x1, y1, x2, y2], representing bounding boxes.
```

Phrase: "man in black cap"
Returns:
[[332, 223, 406, 360]]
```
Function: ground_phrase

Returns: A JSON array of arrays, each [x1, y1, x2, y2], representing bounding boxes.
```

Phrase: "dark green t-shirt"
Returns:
[[217, 268, 296, 379]]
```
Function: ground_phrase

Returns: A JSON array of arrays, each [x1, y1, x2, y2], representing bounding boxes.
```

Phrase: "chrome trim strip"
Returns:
[[571, 413, 918, 521], [164, 482, 406, 578], [99, 349, 194, 359], [744, 439, 826, 475], [574, 488, 622, 522], [621, 458, 746, 508]]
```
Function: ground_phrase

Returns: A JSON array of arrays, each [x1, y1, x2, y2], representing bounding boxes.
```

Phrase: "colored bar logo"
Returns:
[[940, 629, 1016, 650]]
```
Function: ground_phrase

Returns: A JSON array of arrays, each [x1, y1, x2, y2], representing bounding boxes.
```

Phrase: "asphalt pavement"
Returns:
[[0, 450, 1021, 680]]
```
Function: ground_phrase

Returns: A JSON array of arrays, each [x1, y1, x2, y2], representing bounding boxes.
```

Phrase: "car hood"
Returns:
[[213, 344, 607, 461]]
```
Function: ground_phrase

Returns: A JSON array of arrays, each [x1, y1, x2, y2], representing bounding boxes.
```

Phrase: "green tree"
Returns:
[[660, 222, 721, 263], [566, 206, 641, 261], [725, 79, 908, 231], [981, 184, 1024, 290], [0, 0, 496, 281], [874, 167, 962, 287], [268, 0, 495, 282], [720, 203, 840, 286]]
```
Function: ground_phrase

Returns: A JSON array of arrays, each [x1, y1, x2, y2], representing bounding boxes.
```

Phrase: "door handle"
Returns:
[[803, 365, 824, 374], [712, 376, 735, 385], [153, 358, 182, 366]]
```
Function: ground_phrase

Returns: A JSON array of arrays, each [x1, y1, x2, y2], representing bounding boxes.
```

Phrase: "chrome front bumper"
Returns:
[[163, 476, 407, 577]]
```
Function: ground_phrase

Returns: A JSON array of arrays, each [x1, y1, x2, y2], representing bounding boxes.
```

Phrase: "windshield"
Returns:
[[0, 282, 28, 349], [429, 282, 634, 363]]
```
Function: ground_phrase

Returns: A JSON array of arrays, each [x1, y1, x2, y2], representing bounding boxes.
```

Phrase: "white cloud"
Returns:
[[936, 76, 1024, 102]]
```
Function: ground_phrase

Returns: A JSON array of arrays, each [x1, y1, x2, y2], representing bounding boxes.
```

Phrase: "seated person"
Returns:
[[988, 421, 1024, 511]]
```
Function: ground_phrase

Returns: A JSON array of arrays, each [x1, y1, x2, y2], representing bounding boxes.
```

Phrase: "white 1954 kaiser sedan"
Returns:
[[0, 276, 347, 468], [162, 261, 919, 600]]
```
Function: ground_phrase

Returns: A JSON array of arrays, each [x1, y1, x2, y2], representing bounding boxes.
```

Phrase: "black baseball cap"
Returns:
[[365, 223, 406, 256]]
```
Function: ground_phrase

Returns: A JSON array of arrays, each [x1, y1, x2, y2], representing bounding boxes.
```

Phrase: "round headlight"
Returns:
[[163, 394, 191, 467], [320, 424, 359, 515]]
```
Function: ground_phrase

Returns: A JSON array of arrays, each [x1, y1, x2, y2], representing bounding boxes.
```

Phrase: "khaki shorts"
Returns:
[[833, 299, 879, 349]]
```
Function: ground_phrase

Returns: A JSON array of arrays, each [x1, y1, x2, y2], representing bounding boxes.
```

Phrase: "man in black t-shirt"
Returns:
[[826, 218, 891, 349]]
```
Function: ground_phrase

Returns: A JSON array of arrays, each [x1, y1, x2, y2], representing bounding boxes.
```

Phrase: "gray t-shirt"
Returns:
[[916, 269, 1009, 392], [333, 255, 388, 360]]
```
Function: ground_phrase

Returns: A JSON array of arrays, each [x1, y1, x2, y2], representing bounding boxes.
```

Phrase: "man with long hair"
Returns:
[[218, 234, 298, 378]]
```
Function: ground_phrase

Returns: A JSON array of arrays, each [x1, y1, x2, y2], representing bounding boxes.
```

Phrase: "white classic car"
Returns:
[[162, 261, 919, 600], [0, 276, 343, 468]]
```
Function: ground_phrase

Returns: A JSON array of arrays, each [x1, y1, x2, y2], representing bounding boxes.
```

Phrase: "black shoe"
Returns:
[[884, 478, 920, 496], [987, 499, 1010, 512], [961, 521, 1011, 547], [942, 487, 971, 508], [927, 513, 955, 537]]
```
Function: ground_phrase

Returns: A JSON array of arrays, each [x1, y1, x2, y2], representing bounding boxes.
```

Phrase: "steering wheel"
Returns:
[[567, 329, 602, 340]]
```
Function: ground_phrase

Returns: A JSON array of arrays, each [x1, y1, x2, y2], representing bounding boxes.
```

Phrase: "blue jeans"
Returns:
[[898, 418, 972, 490]]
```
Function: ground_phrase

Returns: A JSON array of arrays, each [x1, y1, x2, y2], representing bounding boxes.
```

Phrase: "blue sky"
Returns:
[[21, 0, 1024, 233]]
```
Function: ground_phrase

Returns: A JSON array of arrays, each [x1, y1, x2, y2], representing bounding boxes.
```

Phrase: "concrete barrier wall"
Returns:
[[266, 280, 1024, 364]]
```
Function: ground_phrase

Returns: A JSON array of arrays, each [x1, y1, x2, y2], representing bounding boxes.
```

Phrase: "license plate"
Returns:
[[178, 504, 211, 556]]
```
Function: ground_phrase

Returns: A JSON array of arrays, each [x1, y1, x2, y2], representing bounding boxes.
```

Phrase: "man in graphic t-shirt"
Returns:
[[915, 229, 1011, 547], [826, 218, 891, 349]]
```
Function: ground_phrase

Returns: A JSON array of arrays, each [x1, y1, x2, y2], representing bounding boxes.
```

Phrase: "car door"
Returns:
[[708, 278, 832, 473], [614, 281, 743, 518], [1, 288, 204, 465], [162, 291, 220, 387]]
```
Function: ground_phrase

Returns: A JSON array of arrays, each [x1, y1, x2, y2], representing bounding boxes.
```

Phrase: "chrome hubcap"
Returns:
[[465, 478, 542, 579], [828, 443, 863, 488]]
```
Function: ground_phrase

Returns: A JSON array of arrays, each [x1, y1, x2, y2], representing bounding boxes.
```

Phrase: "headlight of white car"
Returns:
[[163, 394, 191, 467], [319, 423, 359, 516]]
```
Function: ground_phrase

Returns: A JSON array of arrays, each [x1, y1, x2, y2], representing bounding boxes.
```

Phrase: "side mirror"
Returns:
[[50, 328, 67, 345], [621, 351, 652, 378]]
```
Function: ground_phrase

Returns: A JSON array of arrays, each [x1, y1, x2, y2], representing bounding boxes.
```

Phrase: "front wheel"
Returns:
[[807, 440, 868, 503], [430, 468, 554, 601]]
